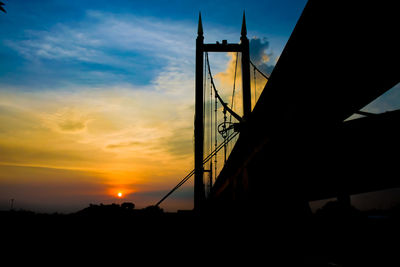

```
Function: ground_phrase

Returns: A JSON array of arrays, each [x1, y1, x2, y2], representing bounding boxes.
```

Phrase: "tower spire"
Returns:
[[198, 12, 203, 36], [240, 10, 251, 118], [241, 11, 247, 37], [195, 11, 205, 212]]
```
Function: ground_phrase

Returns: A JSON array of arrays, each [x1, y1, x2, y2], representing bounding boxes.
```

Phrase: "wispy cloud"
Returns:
[[3, 10, 198, 88]]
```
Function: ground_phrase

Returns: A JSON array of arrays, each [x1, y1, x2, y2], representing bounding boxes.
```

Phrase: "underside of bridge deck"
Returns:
[[208, 0, 400, 214]]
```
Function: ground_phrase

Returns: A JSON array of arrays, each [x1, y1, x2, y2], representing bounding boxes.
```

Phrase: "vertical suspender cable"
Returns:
[[203, 53, 207, 163], [228, 52, 239, 155], [253, 64, 257, 107], [209, 56, 213, 193], [214, 83, 218, 180], [156, 54, 252, 207], [229, 52, 239, 124]]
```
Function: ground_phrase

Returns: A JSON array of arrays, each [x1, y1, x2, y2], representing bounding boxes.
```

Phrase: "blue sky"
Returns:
[[0, 0, 399, 213], [0, 0, 307, 90]]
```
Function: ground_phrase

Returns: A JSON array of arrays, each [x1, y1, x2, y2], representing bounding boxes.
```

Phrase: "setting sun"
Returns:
[[117, 192, 123, 198]]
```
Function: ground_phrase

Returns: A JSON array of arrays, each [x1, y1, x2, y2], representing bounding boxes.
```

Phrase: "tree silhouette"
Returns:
[[121, 202, 135, 210]]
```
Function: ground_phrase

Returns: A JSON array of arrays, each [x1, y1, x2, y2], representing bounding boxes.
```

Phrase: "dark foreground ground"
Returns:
[[1, 203, 399, 266]]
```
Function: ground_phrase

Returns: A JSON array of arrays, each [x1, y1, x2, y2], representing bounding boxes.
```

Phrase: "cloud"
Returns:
[[3, 10, 196, 88], [250, 37, 275, 75], [59, 119, 86, 132], [214, 37, 274, 84], [41, 107, 89, 133], [6, 14, 179, 63], [106, 141, 143, 149], [214, 52, 242, 89], [213, 37, 275, 113]]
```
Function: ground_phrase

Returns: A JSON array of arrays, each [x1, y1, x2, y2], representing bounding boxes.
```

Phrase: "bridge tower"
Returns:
[[194, 12, 251, 211]]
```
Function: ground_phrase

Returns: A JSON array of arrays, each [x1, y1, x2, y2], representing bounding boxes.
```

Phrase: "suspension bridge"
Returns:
[[156, 0, 400, 215]]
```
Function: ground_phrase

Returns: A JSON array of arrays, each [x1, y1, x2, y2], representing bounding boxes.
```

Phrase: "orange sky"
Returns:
[[0, 85, 196, 212], [0, 46, 272, 213]]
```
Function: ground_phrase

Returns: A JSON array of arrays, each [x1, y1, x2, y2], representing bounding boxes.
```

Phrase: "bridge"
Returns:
[[156, 0, 400, 216]]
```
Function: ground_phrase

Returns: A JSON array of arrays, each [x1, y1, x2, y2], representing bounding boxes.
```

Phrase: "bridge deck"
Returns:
[[210, 1, 400, 209]]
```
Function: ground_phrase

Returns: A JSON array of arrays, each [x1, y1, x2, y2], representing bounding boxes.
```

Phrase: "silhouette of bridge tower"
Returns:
[[156, 1, 399, 216], [194, 12, 251, 211]]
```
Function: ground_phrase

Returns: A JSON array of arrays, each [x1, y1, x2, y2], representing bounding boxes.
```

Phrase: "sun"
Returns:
[[117, 192, 123, 198]]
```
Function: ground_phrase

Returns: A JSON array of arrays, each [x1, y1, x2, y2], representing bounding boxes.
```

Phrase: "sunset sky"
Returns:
[[1, 0, 399, 213]]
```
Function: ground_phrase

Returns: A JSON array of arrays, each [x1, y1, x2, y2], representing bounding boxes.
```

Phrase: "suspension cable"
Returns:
[[203, 52, 206, 139], [223, 109, 227, 163], [253, 63, 257, 105], [155, 131, 239, 207], [249, 60, 270, 80], [214, 82, 218, 179], [155, 58, 269, 207], [205, 52, 242, 123], [230, 52, 239, 123], [209, 66, 213, 196]]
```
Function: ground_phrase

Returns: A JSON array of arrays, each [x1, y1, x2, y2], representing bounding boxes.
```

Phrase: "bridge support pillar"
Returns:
[[194, 13, 206, 211], [193, 12, 252, 212], [241, 12, 251, 118]]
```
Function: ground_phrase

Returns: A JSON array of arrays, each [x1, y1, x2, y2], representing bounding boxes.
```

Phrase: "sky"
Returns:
[[0, 0, 399, 213]]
